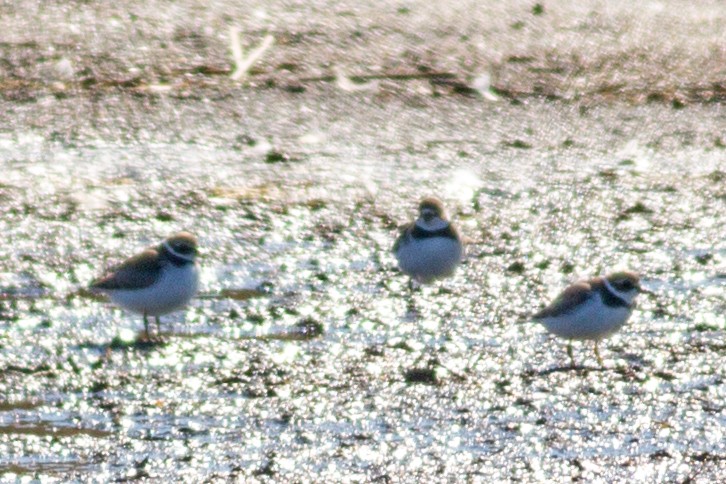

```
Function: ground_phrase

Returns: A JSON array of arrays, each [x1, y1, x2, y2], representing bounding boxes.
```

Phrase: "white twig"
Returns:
[[471, 72, 499, 101], [230, 27, 274, 81], [333, 66, 379, 92]]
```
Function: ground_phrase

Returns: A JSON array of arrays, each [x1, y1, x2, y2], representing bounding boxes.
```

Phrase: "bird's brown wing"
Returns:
[[533, 281, 594, 319], [392, 222, 414, 253], [89, 249, 162, 290]]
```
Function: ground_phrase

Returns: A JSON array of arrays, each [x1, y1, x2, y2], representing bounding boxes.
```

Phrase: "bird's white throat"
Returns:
[[415, 217, 449, 232], [163, 241, 195, 262], [602, 278, 635, 305]]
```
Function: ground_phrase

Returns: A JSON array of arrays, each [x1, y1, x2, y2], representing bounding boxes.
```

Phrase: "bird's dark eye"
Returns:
[[174, 244, 194, 254], [615, 279, 634, 291]]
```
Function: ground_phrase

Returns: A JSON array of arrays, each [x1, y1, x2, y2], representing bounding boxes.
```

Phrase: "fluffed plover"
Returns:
[[393, 197, 464, 286], [533, 271, 645, 367], [90, 232, 200, 338]]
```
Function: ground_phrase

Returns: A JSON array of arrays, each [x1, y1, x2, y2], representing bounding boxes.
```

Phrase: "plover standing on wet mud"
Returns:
[[393, 197, 464, 287], [90, 232, 200, 338], [533, 271, 645, 367]]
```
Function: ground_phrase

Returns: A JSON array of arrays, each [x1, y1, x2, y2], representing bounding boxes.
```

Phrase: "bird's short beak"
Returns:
[[421, 210, 435, 222], [638, 285, 656, 297]]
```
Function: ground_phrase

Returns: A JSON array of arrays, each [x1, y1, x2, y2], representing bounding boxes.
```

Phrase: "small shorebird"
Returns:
[[90, 232, 200, 338], [393, 197, 464, 286], [533, 271, 645, 367]]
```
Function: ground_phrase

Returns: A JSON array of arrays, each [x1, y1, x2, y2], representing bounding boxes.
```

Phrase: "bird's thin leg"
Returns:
[[594, 341, 604, 367], [567, 341, 575, 368], [143, 313, 150, 339], [405, 278, 420, 316], [406, 298, 417, 315], [411, 349, 426, 368], [155, 316, 162, 335]]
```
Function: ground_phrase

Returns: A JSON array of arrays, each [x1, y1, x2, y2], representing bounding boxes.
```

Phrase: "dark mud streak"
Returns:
[[0, 425, 113, 438]]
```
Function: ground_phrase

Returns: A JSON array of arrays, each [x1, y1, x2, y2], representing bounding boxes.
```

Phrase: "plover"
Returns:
[[533, 271, 644, 367], [393, 197, 464, 286], [90, 232, 200, 338]]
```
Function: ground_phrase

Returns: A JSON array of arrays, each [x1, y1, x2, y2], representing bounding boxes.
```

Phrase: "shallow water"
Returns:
[[0, 92, 724, 480]]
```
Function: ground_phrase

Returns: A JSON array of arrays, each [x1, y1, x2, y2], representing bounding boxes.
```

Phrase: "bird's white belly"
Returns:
[[539, 296, 632, 341], [107, 264, 199, 316], [396, 237, 462, 283]]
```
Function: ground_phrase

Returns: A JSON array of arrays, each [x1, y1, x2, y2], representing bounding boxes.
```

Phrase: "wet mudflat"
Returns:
[[0, 93, 724, 482], [1, 0, 725, 481]]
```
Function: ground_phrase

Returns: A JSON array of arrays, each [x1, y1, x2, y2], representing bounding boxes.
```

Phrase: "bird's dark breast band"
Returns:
[[601, 287, 631, 308], [410, 224, 457, 240], [162, 246, 194, 267]]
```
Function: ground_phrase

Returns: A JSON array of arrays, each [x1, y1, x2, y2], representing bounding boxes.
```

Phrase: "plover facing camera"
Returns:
[[393, 197, 464, 286]]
